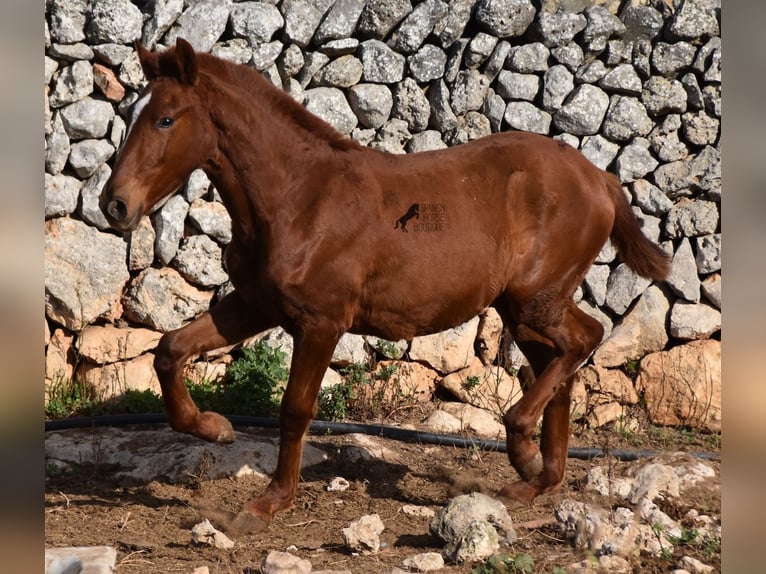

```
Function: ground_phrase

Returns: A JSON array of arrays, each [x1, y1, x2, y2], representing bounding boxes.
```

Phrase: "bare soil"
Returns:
[[45, 422, 720, 574]]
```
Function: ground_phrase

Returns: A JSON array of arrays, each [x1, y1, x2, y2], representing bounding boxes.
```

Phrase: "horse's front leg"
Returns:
[[238, 326, 340, 528], [154, 291, 273, 443]]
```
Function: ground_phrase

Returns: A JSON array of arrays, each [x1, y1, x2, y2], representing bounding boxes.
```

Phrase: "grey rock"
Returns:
[[553, 84, 609, 136], [296, 51, 330, 87], [652, 41, 696, 77], [434, 0, 476, 48], [450, 69, 490, 114], [614, 137, 657, 183], [503, 101, 551, 134], [212, 39, 253, 65], [261, 551, 312, 574], [430, 493, 517, 555], [632, 37, 652, 79], [542, 64, 574, 112], [45, 547, 117, 574], [507, 42, 549, 73], [664, 198, 719, 238], [642, 76, 688, 116], [128, 217, 156, 271], [152, 195, 190, 265], [407, 130, 447, 152], [123, 267, 213, 331], [283, 0, 333, 48], [357, 0, 413, 40], [444, 39, 469, 83], [668, 0, 720, 41], [183, 169, 211, 203], [633, 207, 662, 244], [554, 132, 579, 149], [605, 39, 633, 66], [593, 285, 669, 367], [680, 72, 705, 110], [702, 84, 721, 118], [342, 514, 385, 554], [496, 70, 539, 102], [580, 135, 619, 170], [49, 0, 88, 44], [45, 113, 71, 175], [428, 80, 458, 132], [49, 42, 95, 62], [482, 40, 511, 82], [230, 2, 284, 46], [60, 97, 114, 140], [474, 0, 535, 38], [44, 173, 81, 218], [701, 274, 721, 309], [582, 5, 625, 54], [450, 111, 492, 144], [277, 44, 305, 78], [602, 95, 653, 142], [92, 43, 134, 66], [536, 11, 587, 48], [632, 179, 673, 216], [262, 63, 282, 88], [119, 51, 148, 91], [45, 56, 59, 85], [482, 90, 506, 132], [402, 553, 445, 573], [393, 78, 431, 132], [574, 59, 608, 84], [599, 63, 642, 96], [605, 263, 652, 315], [315, 55, 363, 88], [667, 238, 700, 302], [318, 37, 360, 56], [332, 333, 369, 366], [172, 235, 229, 287], [359, 39, 406, 83], [695, 234, 720, 274], [87, 0, 143, 44], [45, 217, 129, 330], [551, 43, 584, 72], [464, 32, 498, 69], [165, 0, 232, 52], [142, 0, 184, 49], [68, 139, 115, 178], [681, 111, 719, 146], [695, 37, 721, 83], [303, 87, 357, 134], [188, 198, 233, 244], [348, 83, 394, 129], [79, 163, 112, 230], [584, 264, 610, 306], [314, 0, 366, 44], [648, 114, 688, 163], [251, 41, 284, 72], [622, 5, 664, 41], [669, 302, 720, 340], [653, 147, 720, 198], [394, 0, 448, 54], [49, 60, 93, 108], [596, 238, 617, 264], [408, 44, 447, 83], [372, 118, 411, 153]]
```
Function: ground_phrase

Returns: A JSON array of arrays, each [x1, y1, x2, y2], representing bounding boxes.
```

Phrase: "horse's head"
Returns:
[[100, 38, 216, 232]]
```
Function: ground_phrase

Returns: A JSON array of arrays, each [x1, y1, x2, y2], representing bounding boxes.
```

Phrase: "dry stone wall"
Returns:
[[44, 0, 721, 432]]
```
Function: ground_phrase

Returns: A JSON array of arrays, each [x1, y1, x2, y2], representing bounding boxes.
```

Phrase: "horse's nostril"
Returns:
[[107, 198, 129, 223]]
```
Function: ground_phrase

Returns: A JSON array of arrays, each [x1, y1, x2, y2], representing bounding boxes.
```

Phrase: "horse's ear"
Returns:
[[135, 41, 159, 81], [174, 37, 199, 86]]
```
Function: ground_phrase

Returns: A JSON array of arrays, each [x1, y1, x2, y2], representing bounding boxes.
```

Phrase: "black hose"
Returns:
[[44, 413, 720, 462]]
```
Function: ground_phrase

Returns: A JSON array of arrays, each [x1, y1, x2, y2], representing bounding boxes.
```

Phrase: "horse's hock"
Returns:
[[44, 0, 721, 431]]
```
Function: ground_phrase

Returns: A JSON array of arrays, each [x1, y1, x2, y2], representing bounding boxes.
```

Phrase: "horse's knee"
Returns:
[[154, 331, 188, 377], [504, 403, 537, 437]]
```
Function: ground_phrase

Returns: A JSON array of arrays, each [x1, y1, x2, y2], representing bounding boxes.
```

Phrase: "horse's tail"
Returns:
[[605, 172, 670, 282]]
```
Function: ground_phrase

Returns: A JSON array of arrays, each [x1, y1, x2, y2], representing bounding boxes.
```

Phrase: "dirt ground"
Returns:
[[44, 422, 720, 574]]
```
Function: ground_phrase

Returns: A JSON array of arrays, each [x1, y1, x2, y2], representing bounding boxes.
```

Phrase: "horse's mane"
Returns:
[[190, 51, 363, 152]]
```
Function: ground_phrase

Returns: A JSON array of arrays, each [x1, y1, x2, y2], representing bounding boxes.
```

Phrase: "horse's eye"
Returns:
[[158, 117, 175, 128]]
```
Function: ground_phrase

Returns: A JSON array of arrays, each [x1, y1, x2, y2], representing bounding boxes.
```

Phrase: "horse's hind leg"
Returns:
[[154, 291, 273, 443], [501, 300, 603, 503]]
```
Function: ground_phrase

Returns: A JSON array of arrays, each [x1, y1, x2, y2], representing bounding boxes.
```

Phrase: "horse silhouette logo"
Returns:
[[394, 203, 420, 232]]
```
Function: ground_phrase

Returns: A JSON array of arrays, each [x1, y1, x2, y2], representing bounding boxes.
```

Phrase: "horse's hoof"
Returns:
[[514, 450, 543, 482], [227, 509, 270, 535], [196, 411, 235, 443], [500, 480, 538, 504]]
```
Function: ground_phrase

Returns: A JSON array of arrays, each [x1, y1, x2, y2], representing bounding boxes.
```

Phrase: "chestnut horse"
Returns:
[[100, 39, 669, 531]]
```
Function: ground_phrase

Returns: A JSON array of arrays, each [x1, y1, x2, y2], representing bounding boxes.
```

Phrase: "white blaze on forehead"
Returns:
[[125, 90, 153, 140]]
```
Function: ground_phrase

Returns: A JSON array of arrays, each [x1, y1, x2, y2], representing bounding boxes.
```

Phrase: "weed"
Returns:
[[472, 553, 536, 574], [45, 376, 98, 418], [462, 375, 481, 391]]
